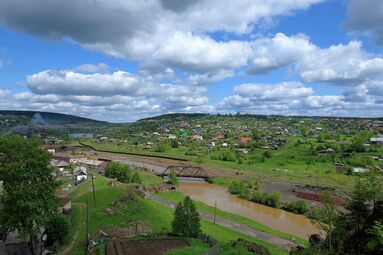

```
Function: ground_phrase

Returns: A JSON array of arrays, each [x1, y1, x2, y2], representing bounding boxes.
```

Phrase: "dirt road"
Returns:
[[57, 203, 86, 255]]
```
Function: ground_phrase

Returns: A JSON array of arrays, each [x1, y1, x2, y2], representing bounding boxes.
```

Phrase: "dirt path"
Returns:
[[151, 196, 298, 250], [57, 203, 86, 255]]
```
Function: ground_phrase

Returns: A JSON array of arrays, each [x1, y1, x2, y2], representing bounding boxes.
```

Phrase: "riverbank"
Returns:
[[158, 182, 317, 239], [152, 195, 299, 250], [155, 191, 307, 246]]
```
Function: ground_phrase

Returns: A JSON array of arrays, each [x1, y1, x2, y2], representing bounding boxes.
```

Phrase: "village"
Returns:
[[1, 112, 383, 255]]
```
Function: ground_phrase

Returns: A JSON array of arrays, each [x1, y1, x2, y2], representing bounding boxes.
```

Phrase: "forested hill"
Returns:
[[0, 110, 107, 125], [138, 113, 209, 122]]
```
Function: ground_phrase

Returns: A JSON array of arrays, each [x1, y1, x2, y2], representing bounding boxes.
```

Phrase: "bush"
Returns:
[[130, 172, 142, 184], [155, 144, 168, 152], [251, 191, 281, 208], [263, 150, 272, 158], [265, 191, 281, 208], [210, 149, 237, 162], [229, 179, 259, 199], [229, 180, 244, 195], [46, 215, 69, 243], [284, 200, 309, 214], [170, 139, 179, 148]]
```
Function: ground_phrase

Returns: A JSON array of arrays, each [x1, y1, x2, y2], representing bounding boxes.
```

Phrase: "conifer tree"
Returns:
[[172, 196, 201, 237]]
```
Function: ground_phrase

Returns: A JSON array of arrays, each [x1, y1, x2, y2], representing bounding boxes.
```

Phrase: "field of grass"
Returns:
[[64, 176, 288, 255]]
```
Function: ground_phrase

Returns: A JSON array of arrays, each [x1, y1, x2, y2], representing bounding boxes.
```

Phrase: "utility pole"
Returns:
[[213, 201, 217, 224], [90, 174, 96, 207], [86, 196, 89, 252]]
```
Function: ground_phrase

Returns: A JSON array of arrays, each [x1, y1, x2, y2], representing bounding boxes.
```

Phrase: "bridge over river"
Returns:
[[157, 165, 211, 180]]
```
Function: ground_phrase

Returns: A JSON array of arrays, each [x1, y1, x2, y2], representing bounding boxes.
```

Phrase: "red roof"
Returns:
[[239, 137, 252, 142], [216, 134, 225, 139]]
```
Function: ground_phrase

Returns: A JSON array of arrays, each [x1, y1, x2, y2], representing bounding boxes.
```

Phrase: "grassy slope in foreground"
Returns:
[[157, 191, 307, 246], [65, 176, 288, 255]]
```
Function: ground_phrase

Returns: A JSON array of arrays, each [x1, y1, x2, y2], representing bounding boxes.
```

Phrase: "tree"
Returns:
[[172, 196, 201, 237], [46, 215, 69, 243], [311, 191, 338, 254], [0, 136, 59, 250], [168, 169, 179, 186], [130, 172, 142, 184], [367, 221, 383, 252], [105, 161, 132, 183], [170, 139, 179, 148], [302, 173, 383, 254]]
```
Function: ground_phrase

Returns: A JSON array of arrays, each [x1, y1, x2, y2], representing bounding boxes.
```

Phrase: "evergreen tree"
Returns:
[[172, 196, 201, 237]]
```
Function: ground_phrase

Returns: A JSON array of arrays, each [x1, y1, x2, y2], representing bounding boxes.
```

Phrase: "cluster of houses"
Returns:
[[50, 154, 107, 183], [91, 116, 383, 158]]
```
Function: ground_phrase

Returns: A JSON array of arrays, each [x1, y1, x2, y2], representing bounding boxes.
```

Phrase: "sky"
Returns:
[[0, 0, 383, 122]]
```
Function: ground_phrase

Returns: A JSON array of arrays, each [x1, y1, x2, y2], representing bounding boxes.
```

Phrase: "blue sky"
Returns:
[[0, 0, 382, 122]]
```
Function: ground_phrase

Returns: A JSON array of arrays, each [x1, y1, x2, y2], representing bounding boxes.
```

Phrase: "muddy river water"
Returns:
[[179, 181, 319, 239]]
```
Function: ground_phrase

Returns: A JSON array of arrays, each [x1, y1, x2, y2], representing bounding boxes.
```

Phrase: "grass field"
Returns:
[[64, 176, 289, 255]]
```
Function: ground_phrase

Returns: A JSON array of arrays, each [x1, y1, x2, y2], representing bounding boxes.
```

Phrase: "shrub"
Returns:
[[155, 144, 168, 152], [171, 139, 179, 148], [229, 180, 245, 195], [264, 191, 281, 208], [210, 150, 236, 162], [251, 191, 281, 208], [284, 200, 309, 214], [263, 150, 272, 158], [130, 172, 142, 184]]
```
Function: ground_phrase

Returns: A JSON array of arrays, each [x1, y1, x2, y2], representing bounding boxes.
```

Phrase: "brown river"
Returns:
[[179, 181, 319, 239]]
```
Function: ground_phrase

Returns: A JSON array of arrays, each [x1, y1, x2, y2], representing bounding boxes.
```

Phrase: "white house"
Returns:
[[353, 167, 369, 173], [73, 166, 87, 181], [370, 137, 383, 146]]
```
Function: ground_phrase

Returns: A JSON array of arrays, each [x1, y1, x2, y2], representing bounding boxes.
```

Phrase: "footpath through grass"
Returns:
[[65, 176, 288, 255]]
